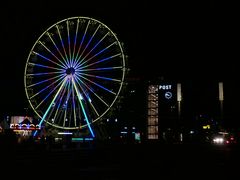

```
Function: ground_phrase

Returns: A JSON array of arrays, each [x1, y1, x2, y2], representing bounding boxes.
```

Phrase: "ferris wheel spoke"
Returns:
[[62, 107, 67, 127], [36, 78, 67, 128], [72, 77, 95, 137], [29, 62, 64, 71], [74, 78, 100, 117], [75, 24, 101, 67], [62, 80, 73, 128], [48, 81, 69, 125], [72, 19, 80, 65], [47, 32, 69, 67], [51, 79, 75, 128], [71, 83, 77, 127], [75, 75, 109, 107], [52, 106, 60, 125], [26, 74, 65, 88], [76, 41, 116, 69], [76, 74, 116, 95], [88, 99, 100, 117], [79, 53, 122, 70], [26, 71, 63, 76], [35, 77, 66, 110], [66, 20, 73, 67], [78, 72, 121, 82], [36, 42, 67, 69], [32, 51, 66, 70], [51, 81, 69, 126], [29, 76, 64, 99], [78, 66, 123, 72], [61, 111, 70, 128], [72, 31, 109, 68], [56, 25, 70, 66], [74, 20, 90, 66]]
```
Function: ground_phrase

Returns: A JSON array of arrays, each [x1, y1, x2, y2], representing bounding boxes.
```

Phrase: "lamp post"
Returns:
[[218, 82, 224, 127], [177, 83, 182, 121], [177, 83, 182, 142]]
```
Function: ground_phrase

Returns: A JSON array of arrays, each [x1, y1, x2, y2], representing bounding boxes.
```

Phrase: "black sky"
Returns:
[[1, 2, 239, 125]]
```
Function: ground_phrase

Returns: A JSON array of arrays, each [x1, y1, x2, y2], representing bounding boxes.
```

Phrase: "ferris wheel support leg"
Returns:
[[72, 78, 95, 138]]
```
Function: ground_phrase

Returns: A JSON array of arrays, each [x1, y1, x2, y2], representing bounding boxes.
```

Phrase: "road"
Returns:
[[1, 142, 238, 179]]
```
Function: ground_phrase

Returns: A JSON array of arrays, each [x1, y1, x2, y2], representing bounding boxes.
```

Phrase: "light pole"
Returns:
[[177, 83, 182, 121], [218, 82, 224, 128], [177, 83, 182, 142]]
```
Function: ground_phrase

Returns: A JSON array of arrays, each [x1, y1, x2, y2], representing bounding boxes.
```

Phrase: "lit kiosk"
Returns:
[[147, 82, 182, 142]]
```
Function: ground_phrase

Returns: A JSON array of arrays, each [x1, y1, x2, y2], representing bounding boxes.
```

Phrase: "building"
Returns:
[[146, 81, 181, 142]]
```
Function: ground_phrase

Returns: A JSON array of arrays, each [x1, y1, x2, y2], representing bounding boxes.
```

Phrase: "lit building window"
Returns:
[[147, 85, 159, 139]]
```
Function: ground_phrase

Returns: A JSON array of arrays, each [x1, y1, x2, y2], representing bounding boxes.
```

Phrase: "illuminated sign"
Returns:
[[203, 125, 210, 129], [165, 92, 172, 99], [9, 116, 40, 130], [159, 84, 174, 100], [10, 124, 40, 130], [159, 85, 172, 90]]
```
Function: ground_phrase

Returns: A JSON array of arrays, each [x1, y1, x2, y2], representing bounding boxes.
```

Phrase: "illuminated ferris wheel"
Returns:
[[24, 16, 126, 136]]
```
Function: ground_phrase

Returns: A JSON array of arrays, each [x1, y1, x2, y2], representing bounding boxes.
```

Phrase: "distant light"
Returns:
[[72, 137, 84, 141], [85, 138, 93, 141], [165, 92, 172, 99], [180, 133, 183, 142], [213, 137, 224, 144], [219, 82, 224, 101], [58, 132, 72, 135], [135, 132, 141, 141], [80, 94, 83, 100], [88, 97, 92, 103], [120, 131, 128, 134], [115, 118, 118, 122], [203, 125, 210, 129], [177, 83, 182, 102], [54, 137, 62, 142]]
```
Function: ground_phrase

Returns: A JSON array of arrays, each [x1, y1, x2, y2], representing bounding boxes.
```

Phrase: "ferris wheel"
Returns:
[[24, 16, 126, 136]]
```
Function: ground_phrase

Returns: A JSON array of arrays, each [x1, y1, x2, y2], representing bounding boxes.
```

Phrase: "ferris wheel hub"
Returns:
[[66, 67, 75, 75]]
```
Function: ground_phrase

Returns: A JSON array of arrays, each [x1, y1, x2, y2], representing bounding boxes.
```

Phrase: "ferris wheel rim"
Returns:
[[24, 16, 126, 130]]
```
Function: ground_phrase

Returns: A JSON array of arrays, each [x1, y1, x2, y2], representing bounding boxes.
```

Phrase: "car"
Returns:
[[212, 131, 237, 145]]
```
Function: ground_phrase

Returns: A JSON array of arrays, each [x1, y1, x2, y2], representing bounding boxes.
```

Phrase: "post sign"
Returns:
[[158, 84, 176, 101]]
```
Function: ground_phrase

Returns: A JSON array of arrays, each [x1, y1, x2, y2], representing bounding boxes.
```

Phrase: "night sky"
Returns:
[[1, 2, 239, 126]]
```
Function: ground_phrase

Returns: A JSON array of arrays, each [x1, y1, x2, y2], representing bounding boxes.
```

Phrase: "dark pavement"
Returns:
[[1, 142, 239, 179]]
